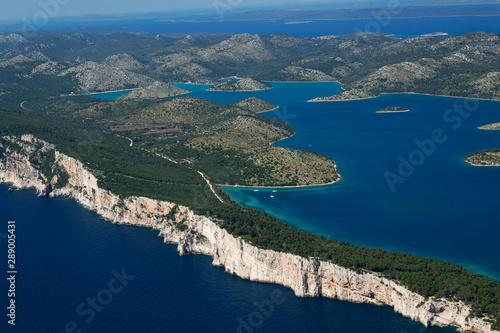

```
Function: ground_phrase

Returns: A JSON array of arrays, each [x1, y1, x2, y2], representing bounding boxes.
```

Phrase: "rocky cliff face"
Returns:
[[0, 135, 497, 333]]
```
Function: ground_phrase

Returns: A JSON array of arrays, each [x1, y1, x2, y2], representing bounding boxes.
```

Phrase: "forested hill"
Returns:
[[0, 30, 499, 100]]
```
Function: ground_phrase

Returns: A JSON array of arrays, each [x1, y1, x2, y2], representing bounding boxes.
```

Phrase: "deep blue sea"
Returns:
[[174, 83, 500, 281], [3, 15, 500, 37], [2, 82, 498, 332], [0, 184, 458, 333]]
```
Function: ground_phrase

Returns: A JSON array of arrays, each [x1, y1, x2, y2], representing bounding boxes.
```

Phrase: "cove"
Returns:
[[175, 82, 500, 281]]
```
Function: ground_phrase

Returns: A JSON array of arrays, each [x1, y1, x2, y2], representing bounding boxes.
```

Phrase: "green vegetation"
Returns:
[[1, 30, 499, 329], [308, 32, 500, 101], [3, 31, 500, 100], [209, 204, 500, 328], [1, 106, 498, 329], [0, 61, 78, 109], [35, 149, 70, 188], [49, 94, 337, 187], [0, 111, 225, 208], [207, 78, 272, 91]]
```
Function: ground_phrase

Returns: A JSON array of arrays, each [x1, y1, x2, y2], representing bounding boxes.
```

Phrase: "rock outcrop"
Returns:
[[0, 134, 497, 333], [103, 53, 144, 71], [32, 61, 156, 93]]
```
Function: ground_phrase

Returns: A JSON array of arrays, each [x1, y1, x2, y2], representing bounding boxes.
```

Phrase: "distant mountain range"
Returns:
[[0, 30, 499, 100]]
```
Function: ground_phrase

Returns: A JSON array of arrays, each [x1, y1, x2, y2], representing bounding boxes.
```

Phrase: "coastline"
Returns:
[[0, 134, 497, 333], [120, 90, 192, 100], [376, 109, 410, 113], [213, 14, 500, 23], [478, 125, 500, 130], [88, 88, 139, 94], [266, 80, 341, 84], [269, 132, 295, 145], [465, 162, 500, 167], [464, 160, 500, 167], [308, 91, 500, 103], [255, 106, 279, 114], [285, 20, 313, 25], [206, 86, 273, 92], [421, 32, 449, 37], [217, 177, 341, 189], [216, 127, 341, 189], [392, 92, 500, 102], [173, 82, 213, 86], [308, 96, 378, 102], [62, 88, 139, 97]]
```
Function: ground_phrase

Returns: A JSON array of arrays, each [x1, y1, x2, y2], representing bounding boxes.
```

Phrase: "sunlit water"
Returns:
[[177, 82, 500, 280]]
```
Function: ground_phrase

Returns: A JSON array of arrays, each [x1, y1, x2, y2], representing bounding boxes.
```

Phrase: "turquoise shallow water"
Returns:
[[175, 82, 500, 280], [81, 82, 500, 279], [2, 82, 497, 332]]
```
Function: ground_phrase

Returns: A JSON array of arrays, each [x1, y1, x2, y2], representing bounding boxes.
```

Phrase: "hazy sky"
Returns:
[[1, 0, 381, 21]]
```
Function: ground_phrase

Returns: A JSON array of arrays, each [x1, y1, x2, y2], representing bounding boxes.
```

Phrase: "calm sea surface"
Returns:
[[0, 183, 457, 333], [15, 15, 500, 37], [177, 82, 500, 281]]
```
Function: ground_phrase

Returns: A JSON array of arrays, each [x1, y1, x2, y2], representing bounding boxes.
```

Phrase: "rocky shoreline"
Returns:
[[0, 134, 497, 333], [465, 149, 500, 167], [479, 122, 500, 130]]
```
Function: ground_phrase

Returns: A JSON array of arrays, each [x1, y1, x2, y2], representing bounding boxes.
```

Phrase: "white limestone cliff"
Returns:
[[0, 135, 497, 333]]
